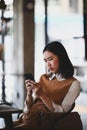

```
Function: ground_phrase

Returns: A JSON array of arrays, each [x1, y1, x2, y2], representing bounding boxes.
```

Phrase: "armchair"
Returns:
[[7, 103, 83, 130]]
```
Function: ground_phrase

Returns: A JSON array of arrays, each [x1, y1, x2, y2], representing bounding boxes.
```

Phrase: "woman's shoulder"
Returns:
[[72, 77, 80, 85], [40, 73, 52, 78], [39, 73, 49, 81], [70, 78, 80, 90], [67, 76, 80, 85]]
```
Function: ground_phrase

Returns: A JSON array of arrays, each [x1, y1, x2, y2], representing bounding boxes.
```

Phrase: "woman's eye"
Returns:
[[44, 60, 47, 63], [49, 58, 53, 61], [44, 57, 53, 62]]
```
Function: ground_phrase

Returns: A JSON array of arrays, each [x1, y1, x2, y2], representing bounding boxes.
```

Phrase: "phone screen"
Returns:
[[24, 73, 35, 81]]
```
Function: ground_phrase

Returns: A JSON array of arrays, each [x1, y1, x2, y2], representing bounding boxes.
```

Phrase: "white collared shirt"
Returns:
[[49, 73, 65, 81]]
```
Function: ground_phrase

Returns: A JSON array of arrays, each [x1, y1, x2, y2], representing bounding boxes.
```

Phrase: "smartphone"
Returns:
[[24, 73, 35, 81]]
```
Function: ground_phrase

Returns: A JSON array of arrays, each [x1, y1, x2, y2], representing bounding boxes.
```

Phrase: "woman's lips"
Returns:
[[49, 68, 53, 71]]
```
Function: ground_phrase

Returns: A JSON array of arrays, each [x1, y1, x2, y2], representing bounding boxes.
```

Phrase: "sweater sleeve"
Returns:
[[52, 80, 80, 112]]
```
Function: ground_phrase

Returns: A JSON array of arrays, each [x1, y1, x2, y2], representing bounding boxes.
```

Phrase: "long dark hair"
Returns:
[[43, 41, 74, 78]]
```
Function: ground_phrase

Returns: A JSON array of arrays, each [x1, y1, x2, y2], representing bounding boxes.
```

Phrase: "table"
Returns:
[[0, 104, 23, 129]]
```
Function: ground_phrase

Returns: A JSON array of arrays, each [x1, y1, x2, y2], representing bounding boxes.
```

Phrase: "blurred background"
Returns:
[[0, 0, 87, 129]]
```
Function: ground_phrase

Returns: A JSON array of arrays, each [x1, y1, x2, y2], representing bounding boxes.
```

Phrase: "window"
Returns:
[[69, 0, 78, 13], [0, 0, 14, 103], [35, 0, 84, 79], [47, 0, 84, 65], [34, 0, 45, 81]]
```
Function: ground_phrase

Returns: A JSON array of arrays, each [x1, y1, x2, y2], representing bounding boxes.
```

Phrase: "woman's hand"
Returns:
[[25, 80, 35, 108], [25, 80, 33, 95], [25, 80, 41, 95]]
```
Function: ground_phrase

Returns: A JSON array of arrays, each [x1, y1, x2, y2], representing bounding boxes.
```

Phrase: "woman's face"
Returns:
[[43, 51, 59, 74]]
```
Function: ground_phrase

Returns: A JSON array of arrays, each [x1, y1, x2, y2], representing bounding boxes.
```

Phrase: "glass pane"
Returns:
[[34, 0, 45, 81], [48, 0, 83, 39], [47, 0, 84, 64]]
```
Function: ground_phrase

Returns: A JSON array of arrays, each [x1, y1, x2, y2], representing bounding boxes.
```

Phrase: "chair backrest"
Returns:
[[40, 102, 83, 130]]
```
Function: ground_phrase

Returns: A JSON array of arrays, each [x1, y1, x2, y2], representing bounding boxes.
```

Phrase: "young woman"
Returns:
[[13, 41, 80, 130]]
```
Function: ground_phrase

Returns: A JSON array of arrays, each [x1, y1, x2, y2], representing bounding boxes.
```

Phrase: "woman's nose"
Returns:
[[47, 61, 51, 67]]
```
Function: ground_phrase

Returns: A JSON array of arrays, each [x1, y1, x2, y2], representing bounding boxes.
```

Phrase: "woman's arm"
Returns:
[[52, 80, 80, 112], [24, 80, 34, 110], [25, 91, 33, 110], [34, 83, 54, 112], [39, 93, 54, 112]]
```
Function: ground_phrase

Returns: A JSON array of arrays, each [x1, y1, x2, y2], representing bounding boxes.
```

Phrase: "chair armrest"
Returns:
[[17, 111, 23, 119]]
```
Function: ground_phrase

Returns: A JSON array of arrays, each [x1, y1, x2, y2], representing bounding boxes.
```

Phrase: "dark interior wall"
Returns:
[[23, 0, 35, 75], [84, 0, 87, 60]]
